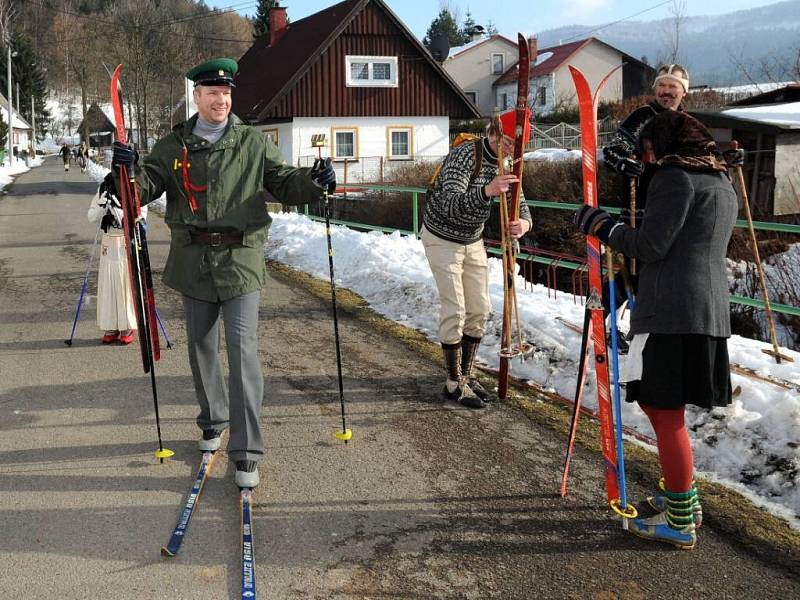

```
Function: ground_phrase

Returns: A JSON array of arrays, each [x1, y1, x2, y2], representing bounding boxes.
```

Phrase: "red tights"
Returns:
[[639, 404, 694, 492]]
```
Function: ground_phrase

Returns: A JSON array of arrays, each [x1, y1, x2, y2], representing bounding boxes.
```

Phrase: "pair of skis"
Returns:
[[559, 66, 636, 524], [109, 65, 173, 462], [497, 33, 533, 400], [161, 451, 257, 599]]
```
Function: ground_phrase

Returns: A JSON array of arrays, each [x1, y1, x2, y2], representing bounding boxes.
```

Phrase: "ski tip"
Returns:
[[160, 546, 175, 558], [155, 448, 175, 461], [333, 428, 352, 442]]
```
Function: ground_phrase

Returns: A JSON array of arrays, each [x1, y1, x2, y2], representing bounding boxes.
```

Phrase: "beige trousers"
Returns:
[[421, 225, 490, 345]]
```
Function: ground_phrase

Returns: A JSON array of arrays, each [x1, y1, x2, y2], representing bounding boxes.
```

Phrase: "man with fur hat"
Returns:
[[111, 57, 336, 489], [422, 108, 532, 409]]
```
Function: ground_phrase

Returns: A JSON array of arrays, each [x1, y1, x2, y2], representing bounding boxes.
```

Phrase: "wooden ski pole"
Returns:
[[730, 141, 793, 364]]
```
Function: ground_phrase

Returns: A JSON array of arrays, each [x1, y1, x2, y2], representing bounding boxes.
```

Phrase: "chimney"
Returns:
[[528, 35, 538, 65], [269, 4, 288, 47]]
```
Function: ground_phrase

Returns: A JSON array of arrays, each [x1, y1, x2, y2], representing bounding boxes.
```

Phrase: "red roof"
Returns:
[[494, 38, 592, 85]]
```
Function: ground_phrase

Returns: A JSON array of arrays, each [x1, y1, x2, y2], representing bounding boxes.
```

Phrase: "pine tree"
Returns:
[[486, 20, 499, 35], [252, 0, 279, 40], [0, 32, 50, 141], [460, 10, 477, 44], [0, 112, 7, 150], [423, 9, 463, 50]]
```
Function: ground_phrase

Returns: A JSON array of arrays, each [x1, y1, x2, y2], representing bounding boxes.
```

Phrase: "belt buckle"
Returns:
[[208, 232, 224, 247]]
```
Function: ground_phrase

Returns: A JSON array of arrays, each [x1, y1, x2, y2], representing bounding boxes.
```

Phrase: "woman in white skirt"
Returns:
[[87, 173, 145, 344]]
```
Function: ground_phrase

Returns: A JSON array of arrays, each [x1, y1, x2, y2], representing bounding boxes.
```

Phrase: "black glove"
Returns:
[[619, 207, 645, 226], [722, 148, 745, 167], [112, 141, 137, 168], [574, 205, 615, 243], [616, 157, 644, 178], [311, 157, 336, 194]]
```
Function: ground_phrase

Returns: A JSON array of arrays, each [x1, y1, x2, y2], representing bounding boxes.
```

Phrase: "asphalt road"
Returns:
[[0, 158, 797, 599]]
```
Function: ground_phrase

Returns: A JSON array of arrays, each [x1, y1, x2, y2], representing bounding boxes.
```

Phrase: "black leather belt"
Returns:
[[189, 231, 244, 247]]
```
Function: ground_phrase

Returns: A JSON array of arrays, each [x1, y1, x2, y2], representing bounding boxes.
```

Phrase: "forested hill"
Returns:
[[535, 0, 800, 86]]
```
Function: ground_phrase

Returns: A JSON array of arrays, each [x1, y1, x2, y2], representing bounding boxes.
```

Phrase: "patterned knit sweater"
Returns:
[[423, 137, 532, 244]]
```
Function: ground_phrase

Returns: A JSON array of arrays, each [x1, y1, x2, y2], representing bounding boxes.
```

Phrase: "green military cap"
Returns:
[[186, 58, 238, 87]]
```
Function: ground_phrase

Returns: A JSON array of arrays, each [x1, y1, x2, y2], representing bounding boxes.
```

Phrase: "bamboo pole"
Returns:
[[731, 141, 793, 364]]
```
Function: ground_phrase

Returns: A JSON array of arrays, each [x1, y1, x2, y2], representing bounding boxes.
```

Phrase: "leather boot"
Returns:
[[461, 334, 490, 401], [441, 342, 484, 408]]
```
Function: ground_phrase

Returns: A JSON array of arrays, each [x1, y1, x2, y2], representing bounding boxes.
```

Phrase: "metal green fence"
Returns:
[[300, 183, 800, 318]]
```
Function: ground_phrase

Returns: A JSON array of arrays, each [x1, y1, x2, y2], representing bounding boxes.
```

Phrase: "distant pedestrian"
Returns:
[[59, 143, 71, 171], [575, 110, 737, 550], [77, 142, 89, 173], [87, 172, 145, 345], [422, 109, 532, 409]]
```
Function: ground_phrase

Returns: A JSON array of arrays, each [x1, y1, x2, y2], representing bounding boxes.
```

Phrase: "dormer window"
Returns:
[[346, 56, 399, 87]]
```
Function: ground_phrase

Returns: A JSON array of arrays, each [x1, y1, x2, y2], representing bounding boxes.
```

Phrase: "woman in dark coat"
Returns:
[[575, 110, 738, 550]]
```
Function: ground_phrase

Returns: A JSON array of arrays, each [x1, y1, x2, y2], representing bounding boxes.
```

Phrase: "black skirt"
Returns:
[[625, 333, 733, 410]]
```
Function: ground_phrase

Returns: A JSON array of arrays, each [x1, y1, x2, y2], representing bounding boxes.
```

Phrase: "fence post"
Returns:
[[412, 192, 419, 238], [304, 203, 309, 216], [343, 159, 348, 200]]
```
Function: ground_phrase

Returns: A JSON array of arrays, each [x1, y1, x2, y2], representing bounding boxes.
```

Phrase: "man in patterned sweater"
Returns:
[[422, 110, 532, 409]]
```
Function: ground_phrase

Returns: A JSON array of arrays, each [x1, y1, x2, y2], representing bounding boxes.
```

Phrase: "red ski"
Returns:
[[110, 64, 172, 462], [565, 65, 634, 519], [498, 33, 532, 400], [110, 64, 161, 369]]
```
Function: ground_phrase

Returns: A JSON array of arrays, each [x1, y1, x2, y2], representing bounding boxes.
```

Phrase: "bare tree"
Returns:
[[662, 0, 687, 64]]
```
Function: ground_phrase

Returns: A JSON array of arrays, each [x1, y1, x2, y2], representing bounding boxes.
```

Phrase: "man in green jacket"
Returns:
[[112, 58, 336, 489]]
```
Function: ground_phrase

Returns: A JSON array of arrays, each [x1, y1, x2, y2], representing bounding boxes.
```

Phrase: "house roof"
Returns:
[[691, 104, 800, 135], [494, 39, 591, 86], [446, 34, 517, 60], [234, 0, 479, 122], [0, 94, 31, 129], [76, 103, 115, 134], [728, 84, 800, 107]]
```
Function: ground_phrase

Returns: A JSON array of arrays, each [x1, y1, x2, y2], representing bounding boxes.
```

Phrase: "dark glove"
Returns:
[[574, 205, 615, 243], [617, 157, 644, 178], [619, 207, 645, 226], [722, 148, 745, 167], [311, 157, 336, 194], [112, 141, 137, 168]]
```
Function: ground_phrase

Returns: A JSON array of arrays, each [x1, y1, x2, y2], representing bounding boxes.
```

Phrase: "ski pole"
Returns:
[[560, 305, 592, 496], [730, 141, 793, 364], [64, 220, 103, 346], [606, 249, 635, 527], [155, 308, 173, 349], [322, 186, 352, 444]]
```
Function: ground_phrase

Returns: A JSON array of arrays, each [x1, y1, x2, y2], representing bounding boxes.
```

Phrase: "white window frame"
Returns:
[[491, 53, 505, 75], [345, 56, 399, 88], [387, 126, 413, 160], [464, 90, 478, 106], [262, 128, 279, 146], [331, 127, 359, 160]]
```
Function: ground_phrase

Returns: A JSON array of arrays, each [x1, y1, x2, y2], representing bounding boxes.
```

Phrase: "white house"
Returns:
[[443, 34, 520, 117], [493, 38, 655, 118], [232, 0, 479, 183], [0, 93, 33, 155]]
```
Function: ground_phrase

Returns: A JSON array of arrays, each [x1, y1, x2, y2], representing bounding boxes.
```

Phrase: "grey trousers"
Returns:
[[183, 291, 264, 462]]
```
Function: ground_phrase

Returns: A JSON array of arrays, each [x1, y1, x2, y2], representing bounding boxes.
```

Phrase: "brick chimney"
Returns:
[[528, 35, 538, 65], [269, 4, 288, 46]]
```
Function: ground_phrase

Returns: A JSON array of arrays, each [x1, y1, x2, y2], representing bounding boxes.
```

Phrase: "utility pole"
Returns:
[[7, 43, 14, 165], [31, 93, 35, 154]]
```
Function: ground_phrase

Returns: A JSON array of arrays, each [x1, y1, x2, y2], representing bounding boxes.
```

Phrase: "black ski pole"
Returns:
[[155, 308, 173, 349], [65, 221, 103, 346], [322, 188, 352, 444]]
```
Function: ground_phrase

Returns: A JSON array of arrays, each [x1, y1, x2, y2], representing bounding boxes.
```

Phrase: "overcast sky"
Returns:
[[206, 0, 782, 39]]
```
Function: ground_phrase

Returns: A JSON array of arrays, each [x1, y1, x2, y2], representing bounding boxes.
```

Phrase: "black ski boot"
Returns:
[[461, 334, 492, 402], [441, 342, 485, 409]]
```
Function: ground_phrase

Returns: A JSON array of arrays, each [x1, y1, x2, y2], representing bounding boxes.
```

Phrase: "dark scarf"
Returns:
[[641, 110, 728, 174]]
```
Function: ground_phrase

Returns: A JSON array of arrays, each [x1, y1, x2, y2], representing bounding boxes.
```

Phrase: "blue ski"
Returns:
[[161, 451, 218, 557], [240, 490, 257, 599]]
